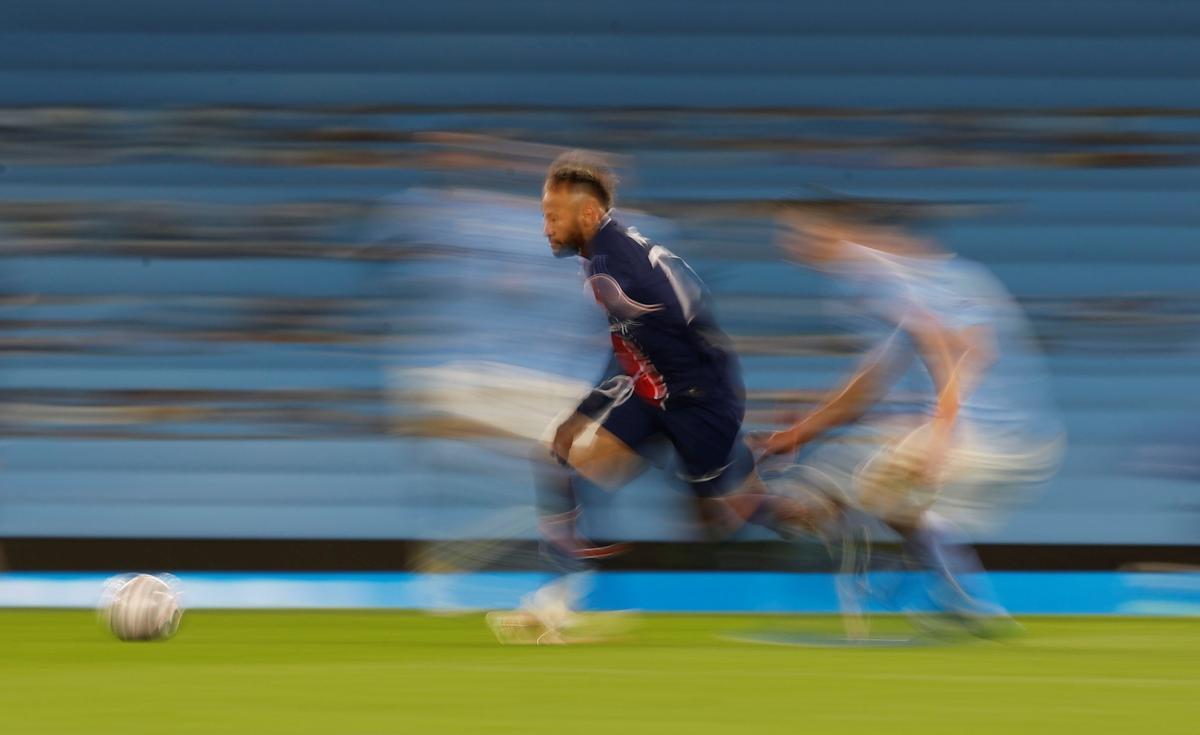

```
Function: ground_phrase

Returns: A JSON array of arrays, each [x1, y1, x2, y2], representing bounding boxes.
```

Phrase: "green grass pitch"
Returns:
[[1, 611, 1196, 734]]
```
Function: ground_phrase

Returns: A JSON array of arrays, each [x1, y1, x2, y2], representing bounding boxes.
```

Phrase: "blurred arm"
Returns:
[[903, 312, 995, 482], [906, 312, 962, 474], [764, 333, 909, 454]]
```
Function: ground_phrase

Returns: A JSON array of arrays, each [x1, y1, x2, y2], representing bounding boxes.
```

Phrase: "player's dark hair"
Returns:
[[545, 150, 616, 210]]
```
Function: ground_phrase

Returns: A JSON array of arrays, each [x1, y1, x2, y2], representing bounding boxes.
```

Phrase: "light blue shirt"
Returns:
[[830, 245, 1063, 443]]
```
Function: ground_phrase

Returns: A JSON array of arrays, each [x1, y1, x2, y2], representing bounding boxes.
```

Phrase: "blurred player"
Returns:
[[758, 204, 1064, 636], [490, 152, 830, 643], [366, 187, 615, 612]]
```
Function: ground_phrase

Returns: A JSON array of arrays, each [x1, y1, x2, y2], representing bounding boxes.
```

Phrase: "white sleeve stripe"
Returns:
[[586, 273, 664, 314]]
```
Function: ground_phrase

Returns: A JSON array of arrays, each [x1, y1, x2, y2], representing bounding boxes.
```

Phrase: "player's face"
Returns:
[[542, 185, 588, 257]]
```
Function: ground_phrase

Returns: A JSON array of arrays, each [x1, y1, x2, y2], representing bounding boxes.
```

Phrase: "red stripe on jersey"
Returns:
[[611, 333, 668, 408]]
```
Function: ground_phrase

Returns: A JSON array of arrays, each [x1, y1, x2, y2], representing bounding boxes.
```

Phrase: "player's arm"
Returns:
[[761, 333, 910, 456], [905, 312, 961, 481], [907, 316, 996, 483]]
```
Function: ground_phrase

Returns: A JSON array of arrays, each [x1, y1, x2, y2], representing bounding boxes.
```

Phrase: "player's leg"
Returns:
[[763, 430, 907, 634], [533, 398, 654, 566], [496, 400, 655, 643], [859, 422, 1017, 635], [886, 510, 1021, 639], [662, 401, 838, 538]]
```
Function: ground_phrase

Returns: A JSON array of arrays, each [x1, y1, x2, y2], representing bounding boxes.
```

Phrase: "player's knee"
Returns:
[[529, 439, 621, 490], [575, 458, 635, 492], [694, 497, 737, 540], [530, 442, 555, 465], [571, 430, 644, 491], [683, 439, 757, 498]]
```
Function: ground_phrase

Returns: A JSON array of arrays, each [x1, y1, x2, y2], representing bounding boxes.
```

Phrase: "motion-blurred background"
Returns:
[[0, 0, 1197, 598]]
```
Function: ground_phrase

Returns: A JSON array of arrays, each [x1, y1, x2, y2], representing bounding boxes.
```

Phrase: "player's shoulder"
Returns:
[[590, 219, 654, 269], [594, 218, 647, 250], [941, 256, 1013, 302]]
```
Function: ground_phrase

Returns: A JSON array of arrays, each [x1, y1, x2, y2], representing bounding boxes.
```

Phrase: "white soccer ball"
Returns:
[[101, 574, 183, 642]]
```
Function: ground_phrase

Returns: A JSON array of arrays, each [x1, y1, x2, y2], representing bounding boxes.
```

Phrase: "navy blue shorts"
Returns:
[[600, 394, 754, 498]]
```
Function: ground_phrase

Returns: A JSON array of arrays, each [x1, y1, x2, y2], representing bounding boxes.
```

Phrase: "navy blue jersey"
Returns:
[[580, 218, 741, 410]]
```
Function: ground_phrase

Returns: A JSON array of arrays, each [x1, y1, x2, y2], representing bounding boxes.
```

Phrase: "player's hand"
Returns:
[[750, 428, 802, 460], [551, 412, 590, 466]]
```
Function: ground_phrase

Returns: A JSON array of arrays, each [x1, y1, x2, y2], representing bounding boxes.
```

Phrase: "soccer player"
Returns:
[[490, 152, 828, 643], [758, 204, 1064, 636]]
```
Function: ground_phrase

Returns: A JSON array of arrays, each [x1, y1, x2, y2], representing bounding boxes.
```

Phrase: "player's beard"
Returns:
[[551, 241, 578, 258], [550, 224, 586, 258]]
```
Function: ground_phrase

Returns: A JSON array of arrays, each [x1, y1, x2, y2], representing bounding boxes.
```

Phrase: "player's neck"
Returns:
[[578, 216, 611, 259]]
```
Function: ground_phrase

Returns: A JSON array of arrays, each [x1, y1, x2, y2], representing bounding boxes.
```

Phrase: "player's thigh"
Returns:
[[856, 424, 940, 525], [930, 430, 1064, 531], [661, 400, 749, 497], [567, 398, 656, 490]]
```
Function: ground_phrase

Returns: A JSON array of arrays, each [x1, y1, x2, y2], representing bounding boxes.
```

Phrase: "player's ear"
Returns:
[[582, 200, 602, 224]]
